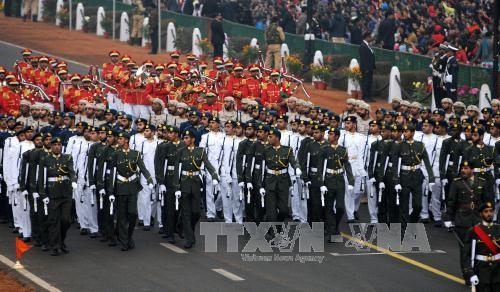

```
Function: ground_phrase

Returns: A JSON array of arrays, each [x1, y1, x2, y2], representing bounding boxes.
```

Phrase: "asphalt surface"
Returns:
[[0, 40, 469, 291]]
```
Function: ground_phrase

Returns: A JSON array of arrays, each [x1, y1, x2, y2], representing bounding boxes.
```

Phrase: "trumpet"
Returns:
[[132, 64, 151, 86]]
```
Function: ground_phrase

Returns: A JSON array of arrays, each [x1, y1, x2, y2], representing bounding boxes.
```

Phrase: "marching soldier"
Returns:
[[107, 132, 153, 251], [236, 121, 257, 222], [174, 129, 219, 249], [290, 119, 309, 222], [37, 137, 77, 256], [463, 127, 495, 196], [462, 202, 500, 290], [444, 161, 490, 277], [364, 120, 381, 223], [319, 127, 354, 242], [259, 128, 301, 226], [155, 126, 185, 243], [391, 123, 435, 228], [440, 123, 468, 196]]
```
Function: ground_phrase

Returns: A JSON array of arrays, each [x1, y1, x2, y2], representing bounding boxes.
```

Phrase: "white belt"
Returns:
[[475, 254, 500, 261], [266, 168, 288, 175], [388, 162, 393, 167], [106, 169, 111, 174], [473, 166, 493, 173], [310, 167, 318, 173], [47, 176, 69, 182], [117, 174, 137, 182], [167, 166, 175, 171], [255, 164, 261, 170], [326, 168, 344, 175], [181, 171, 200, 177], [401, 165, 421, 171]]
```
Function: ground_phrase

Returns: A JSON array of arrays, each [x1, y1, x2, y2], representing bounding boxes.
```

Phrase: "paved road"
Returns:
[[0, 40, 469, 291]]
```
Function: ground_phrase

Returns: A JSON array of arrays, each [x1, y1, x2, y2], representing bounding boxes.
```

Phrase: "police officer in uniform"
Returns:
[[107, 132, 153, 251], [38, 137, 77, 256], [174, 129, 219, 249], [462, 202, 500, 290]]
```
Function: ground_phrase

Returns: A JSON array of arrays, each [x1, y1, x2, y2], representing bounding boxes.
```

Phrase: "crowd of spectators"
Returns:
[[169, 0, 495, 66]]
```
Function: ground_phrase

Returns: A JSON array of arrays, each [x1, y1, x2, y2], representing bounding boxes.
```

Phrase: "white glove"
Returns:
[[175, 191, 181, 199], [379, 182, 385, 189], [441, 179, 448, 186], [247, 183, 253, 190], [71, 182, 78, 190], [238, 182, 245, 188], [444, 221, 452, 228], [159, 185, 167, 193], [496, 178, 500, 186], [148, 183, 154, 190], [42, 197, 49, 205], [305, 181, 312, 187], [32, 193, 40, 199], [470, 275, 479, 286], [21, 190, 29, 196], [444, 75, 452, 83], [429, 182, 435, 189], [320, 186, 328, 193], [347, 185, 354, 191], [212, 179, 219, 186], [259, 188, 266, 196], [99, 189, 106, 196], [395, 184, 402, 192], [13, 183, 20, 190], [89, 185, 96, 190], [109, 195, 115, 201], [295, 168, 302, 176], [6, 184, 14, 192], [369, 177, 376, 184]]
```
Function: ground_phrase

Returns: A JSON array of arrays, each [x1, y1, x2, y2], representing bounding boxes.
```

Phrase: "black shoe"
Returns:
[[50, 249, 60, 256], [108, 240, 117, 247], [61, 244, 70, 254], [41, 245, 50, 252], [143, 226, 151, 231], [183, 242, 192, 249], [164, 236, 175, 244], [216, 211, 224, 219], [138, 220, 144, 227], [150, 218, 155, 227], [13, 228, 19, 234], [158, 227, 165, 234], [207, 217, 216, 222], [354, 211, 360, 220], [434, 220, 442, 228], [80, 228, 89, 235], [121, 245, 129, 251], [128, 241, 135, 250], [22, 237, 31, 243], [90, 232, 99, 238]]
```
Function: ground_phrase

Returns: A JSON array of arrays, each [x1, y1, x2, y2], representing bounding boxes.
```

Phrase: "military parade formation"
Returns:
[[0, 47, 498, 290]]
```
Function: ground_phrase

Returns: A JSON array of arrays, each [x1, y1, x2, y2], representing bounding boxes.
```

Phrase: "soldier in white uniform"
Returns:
[[199, 116, 224, 221], [431, 120, 450, 226], [136, 124, 161, 230], [80, 126, 99, 236], [418, 119, 440, 223], [290, 119, 308, 222], [364, 121, 381, 223], [339, 116, 366, 222], [219, 121, 244, 223], [130, 118, 147, 150]]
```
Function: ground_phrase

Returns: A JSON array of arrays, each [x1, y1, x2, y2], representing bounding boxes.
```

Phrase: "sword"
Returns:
[[23, 192, 28, 211], [33, 196, 38, 213], [239, 185, 244, 202], [90, 189, 95, 206], [320, 159, 327, 207], [110, 197, 114, 215], [397, 157, 401, 206], [175, 196, 179, 211], [261, 192, 265, 208], [44, 200, 48, 215], [471, 238, 476, 292], [99, 191, 104, 210], [247, 187, 251, 204], [378, 185, 384, 203]]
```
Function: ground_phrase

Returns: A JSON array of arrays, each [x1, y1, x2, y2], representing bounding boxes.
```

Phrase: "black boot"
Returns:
[[32, 15, 38, 22]]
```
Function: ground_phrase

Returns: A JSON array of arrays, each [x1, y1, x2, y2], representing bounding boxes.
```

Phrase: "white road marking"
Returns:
[[0, 39, 89, 68], [330, 250, 446, 256], [211, 268, 245, 281], [160, 243, 188, 254], [0, 254, 61, 292]]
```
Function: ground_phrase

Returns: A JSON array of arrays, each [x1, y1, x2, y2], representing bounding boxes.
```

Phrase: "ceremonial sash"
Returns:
[[473, 225, 499, 255]]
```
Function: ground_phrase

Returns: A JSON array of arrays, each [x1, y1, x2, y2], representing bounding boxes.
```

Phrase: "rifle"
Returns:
[[320, 159, 327, 207], [396, 157, 401, 206], [261, 160, 266, 208], [110, 167, 117, 215], [100, 161, 107, 210], [247, 156, 255, 204], [43, 167, 48, 215]]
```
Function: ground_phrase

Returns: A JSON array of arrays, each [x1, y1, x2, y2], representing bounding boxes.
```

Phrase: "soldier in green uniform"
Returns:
[[173, 129, 219, 249], [38, 137, 77, 256], [97, 129, 120, 246], [236, 122, 257, 222], [87, 125, 109, 239], [155, 126, 185, 243], [391, 123, 435, 227], [439, 123, 469, 202], [245, 123, 270, 224], [463, 127, 495, 197], [259, 128, 301, 224], [368, 122, 391, 223], [462, 202, 500, 290], [300, 124, 328, 223], [19, 133, 45, 247], [107, 132, 153, 251], [444, 160, 490, 278], [319, 127, 354, 242]]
